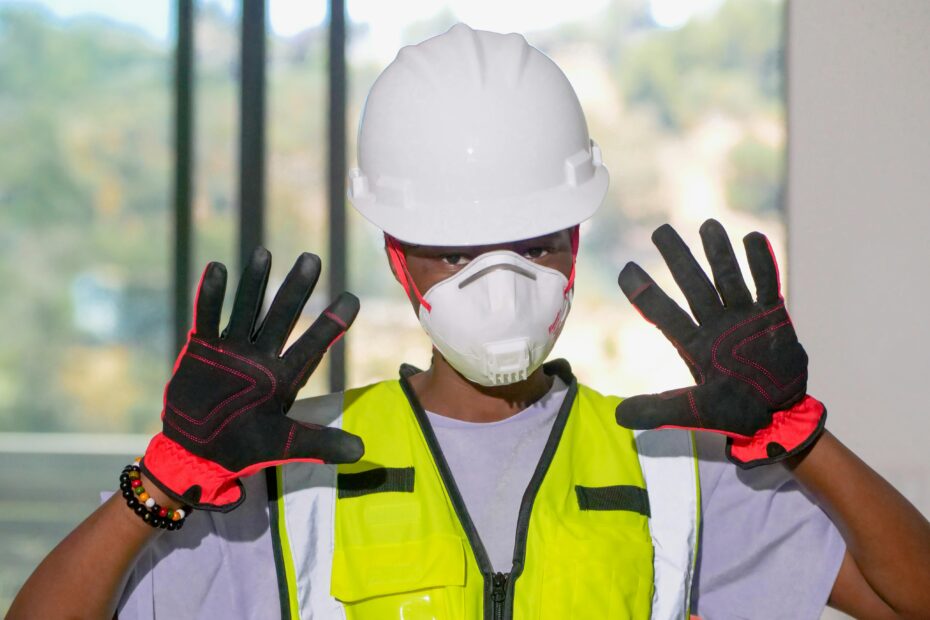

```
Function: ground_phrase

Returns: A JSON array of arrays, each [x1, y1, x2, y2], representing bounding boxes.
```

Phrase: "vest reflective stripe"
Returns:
[[635, 429, 701, 619], [275, 391, 347, 619], [273, 367, 699, 619]]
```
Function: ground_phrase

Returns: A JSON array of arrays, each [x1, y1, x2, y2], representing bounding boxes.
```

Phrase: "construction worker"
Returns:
[[9, 24, 930, 620]]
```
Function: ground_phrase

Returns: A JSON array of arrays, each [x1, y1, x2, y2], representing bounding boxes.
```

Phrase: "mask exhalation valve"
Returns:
[[484, 339, 531, 386]]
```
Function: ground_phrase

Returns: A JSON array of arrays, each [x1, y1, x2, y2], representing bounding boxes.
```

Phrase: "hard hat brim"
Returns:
[[350, 166, 608, 247]]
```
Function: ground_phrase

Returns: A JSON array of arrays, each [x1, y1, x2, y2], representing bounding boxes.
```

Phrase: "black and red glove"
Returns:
[[141, 248, 364, 511], [615, 219, 826, 468]]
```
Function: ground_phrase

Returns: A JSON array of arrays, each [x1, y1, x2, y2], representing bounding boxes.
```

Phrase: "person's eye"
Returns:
[[522, 247, 549, 260], [441, 254, 471, 266]]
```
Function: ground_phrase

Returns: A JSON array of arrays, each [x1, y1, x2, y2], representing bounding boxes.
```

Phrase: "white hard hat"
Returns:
[[348, 23, 608, 246]]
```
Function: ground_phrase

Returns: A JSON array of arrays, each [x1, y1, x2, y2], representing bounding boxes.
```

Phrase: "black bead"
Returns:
[[141, 511, 153, 522], [150, 517, 163, 528], [119, 481, 131, 492], [166, 521, 177, 531], [122, 489, 134, 500], [127, 497, 140, 509], [119, 473, 130, 484], [151, 504, 161, 515], [134, 504, 147, 516]]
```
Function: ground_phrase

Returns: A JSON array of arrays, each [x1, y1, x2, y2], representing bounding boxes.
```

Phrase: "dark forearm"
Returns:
[[788, 430, 930, 618], [8, 474, 178, 619]]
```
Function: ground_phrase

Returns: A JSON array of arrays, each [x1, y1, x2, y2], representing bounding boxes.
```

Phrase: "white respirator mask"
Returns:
[[386, 230, 578, 386]]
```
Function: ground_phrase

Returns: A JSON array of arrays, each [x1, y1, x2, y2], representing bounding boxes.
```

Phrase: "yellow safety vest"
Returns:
[[270, 361, 700, 620]]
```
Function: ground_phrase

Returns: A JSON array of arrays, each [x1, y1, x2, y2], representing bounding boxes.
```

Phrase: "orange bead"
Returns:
[[171, 512, 181, 521], [138, 492, 150, 503]]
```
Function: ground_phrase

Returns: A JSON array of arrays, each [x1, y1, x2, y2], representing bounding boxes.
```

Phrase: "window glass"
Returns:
[[0, 1, 172, 610], [0, 1, 172, 434], [192, 0, 239, 320], [265, 0, 331, 397]]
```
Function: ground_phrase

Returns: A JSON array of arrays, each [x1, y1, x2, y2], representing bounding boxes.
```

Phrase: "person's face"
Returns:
[[389, 229, 575, 314]]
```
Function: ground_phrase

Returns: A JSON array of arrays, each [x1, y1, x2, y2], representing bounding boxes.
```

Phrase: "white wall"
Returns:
[[788, 0, 930, 517], [788, 4, 930, 618]]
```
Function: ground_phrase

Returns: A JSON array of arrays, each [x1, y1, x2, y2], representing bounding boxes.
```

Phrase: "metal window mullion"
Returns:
[[172, 0, 194, 356], [327, 0, 348, 392], [238, 0, 266, 272]]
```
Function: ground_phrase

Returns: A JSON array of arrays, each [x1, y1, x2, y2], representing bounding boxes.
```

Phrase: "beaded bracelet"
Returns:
[[119, 458, 191, 530]]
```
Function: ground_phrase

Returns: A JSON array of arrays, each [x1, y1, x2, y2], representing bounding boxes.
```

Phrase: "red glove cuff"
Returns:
[[140, 433, 245, 512], [726, 395, 827, 469]]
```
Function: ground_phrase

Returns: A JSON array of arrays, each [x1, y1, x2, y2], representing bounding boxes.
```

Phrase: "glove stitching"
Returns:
[[288, 314, 349, 390], [291, 353, 324, 391], [165, 370, 274, 444], [192, 337, 278, 394], [283, 422, 297, 459], [673, 341, 705, 385], [731, 320, 807, 391], [166, 354, 257, 425], [711, 304, 786, 405], [165, 386, 272, 444], [188, 352, 255, 384], [687, 391, 704, 427], [165, 345, 278, 444]]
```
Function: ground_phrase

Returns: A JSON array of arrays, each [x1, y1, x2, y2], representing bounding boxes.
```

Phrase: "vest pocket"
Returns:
[[537, 535, 654, 620], [331, 534, 466, 620]]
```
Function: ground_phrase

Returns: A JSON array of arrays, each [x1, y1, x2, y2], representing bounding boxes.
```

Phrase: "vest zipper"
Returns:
[[491, 571, 509, 620], [503, 367, 578, 617], [399, 361, 579, 620], [399, 369, 499, 618]]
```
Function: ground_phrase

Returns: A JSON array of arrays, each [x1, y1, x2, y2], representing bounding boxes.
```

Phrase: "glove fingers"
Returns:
[[743, 231, 782, 305], [255, 253, 322, 355], [284, 292, 360, 386], [193, 262, 228, 339], [618, 262, 697, 345], [699, 219, 753, 308], [616, 388, 706, 431], [652, 224, 723, 325], [224, 247, 272, 340]]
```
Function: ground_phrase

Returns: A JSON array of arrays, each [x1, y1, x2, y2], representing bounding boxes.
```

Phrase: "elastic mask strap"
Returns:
[[564, 225, 580, 296], [385, 234, 432, 312]]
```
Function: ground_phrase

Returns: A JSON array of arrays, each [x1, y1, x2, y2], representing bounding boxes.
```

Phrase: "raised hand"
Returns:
[[615, 219, 825, 468], [141, 248, 364, 511]]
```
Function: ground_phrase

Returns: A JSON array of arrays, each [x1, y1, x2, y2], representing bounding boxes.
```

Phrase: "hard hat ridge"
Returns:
[[407, 24, 540, 89]]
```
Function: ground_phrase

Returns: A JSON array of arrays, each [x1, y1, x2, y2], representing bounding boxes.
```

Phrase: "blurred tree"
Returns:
[[0, 4, 170, 432], [620, 0, 782, 131], [726, 136, 783, 214]]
